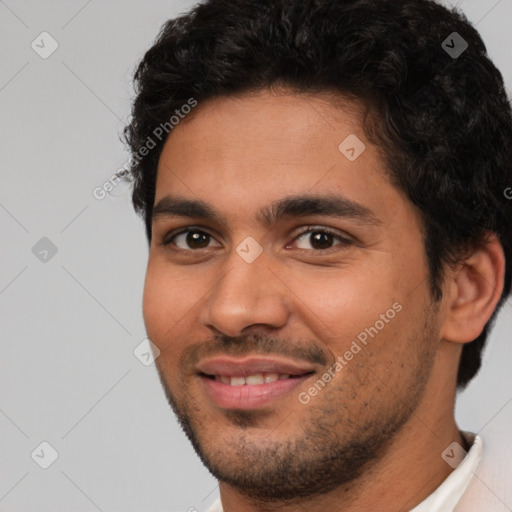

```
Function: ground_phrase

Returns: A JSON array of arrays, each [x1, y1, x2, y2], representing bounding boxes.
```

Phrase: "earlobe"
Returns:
[[441, 233, 505, 344]]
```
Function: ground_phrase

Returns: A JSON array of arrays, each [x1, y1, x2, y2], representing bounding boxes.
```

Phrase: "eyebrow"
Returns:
[[152, 194, 381, 227]]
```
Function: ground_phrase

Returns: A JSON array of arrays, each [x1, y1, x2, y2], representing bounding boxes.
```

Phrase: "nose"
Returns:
[[199, 251, 290, 338]]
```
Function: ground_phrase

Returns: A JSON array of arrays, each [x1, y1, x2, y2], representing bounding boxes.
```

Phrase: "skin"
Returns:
[[143, 89, 505, 512]]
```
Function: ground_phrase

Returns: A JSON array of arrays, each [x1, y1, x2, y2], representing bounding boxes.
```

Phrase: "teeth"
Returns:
[[230, 376, 246, 386], [246, 374, 264, 385], [214, 372, 292, 386]]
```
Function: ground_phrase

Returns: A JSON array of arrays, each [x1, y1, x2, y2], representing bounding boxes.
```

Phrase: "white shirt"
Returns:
[[410, 431, 482, 512], [205, 430, 512, 512]]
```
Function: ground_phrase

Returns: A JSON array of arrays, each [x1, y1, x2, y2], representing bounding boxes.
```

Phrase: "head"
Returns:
[[123, 0, 511, 503]]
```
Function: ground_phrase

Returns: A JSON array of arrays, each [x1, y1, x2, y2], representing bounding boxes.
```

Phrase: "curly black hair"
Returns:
[[122, 0, 512, 389]]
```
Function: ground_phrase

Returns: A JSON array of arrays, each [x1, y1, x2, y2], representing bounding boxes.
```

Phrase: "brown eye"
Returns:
[[164, 229, 220, 250], [291, 227, 353, 252], [185, 231, 210, 248], [309, 231, 334, 250]]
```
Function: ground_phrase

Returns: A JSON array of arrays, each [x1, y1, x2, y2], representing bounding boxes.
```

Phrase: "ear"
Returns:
[[441, 232, 506, 344]]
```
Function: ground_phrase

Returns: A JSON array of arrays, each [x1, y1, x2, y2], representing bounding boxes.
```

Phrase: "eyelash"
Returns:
[[160, 225, 353, 253]]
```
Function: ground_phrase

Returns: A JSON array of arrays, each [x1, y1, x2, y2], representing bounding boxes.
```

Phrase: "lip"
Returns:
[[197, 356, 316, 410], [200, 374, 311, 410], [196, 356, 316, 377]]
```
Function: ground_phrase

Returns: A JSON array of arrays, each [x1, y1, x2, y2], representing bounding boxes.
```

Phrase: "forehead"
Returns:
[[153, 90, 413, 228], [157, 89, 365, 174]]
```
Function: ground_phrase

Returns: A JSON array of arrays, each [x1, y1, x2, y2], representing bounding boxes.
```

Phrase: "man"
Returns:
[[122, 0, 512, 510]]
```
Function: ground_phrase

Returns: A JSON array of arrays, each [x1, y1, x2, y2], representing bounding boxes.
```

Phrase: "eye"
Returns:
[[162, 228, 221, 250], [160, 226, 352, 253], [290, 227, 353, 251]]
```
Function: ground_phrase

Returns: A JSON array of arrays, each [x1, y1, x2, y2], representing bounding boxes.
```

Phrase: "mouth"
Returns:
[[205, 372, 300, 386], [196, 356, 316, 410]]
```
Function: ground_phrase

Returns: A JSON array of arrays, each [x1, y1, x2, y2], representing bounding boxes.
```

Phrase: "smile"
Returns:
[[211, 373, 292, 386]]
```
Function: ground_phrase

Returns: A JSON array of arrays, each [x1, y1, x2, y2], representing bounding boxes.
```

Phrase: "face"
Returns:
[[143, 90, 442, 502]]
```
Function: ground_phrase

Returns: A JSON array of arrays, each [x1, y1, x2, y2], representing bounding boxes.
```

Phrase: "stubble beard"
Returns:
[[154, 311, 438, 505]]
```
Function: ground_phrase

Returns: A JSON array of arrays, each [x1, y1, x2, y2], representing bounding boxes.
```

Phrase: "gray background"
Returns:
[[1, 1, 511, 511]]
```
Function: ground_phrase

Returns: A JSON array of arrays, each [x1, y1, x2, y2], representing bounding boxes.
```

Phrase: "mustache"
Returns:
[[179, 332, 328, 370]]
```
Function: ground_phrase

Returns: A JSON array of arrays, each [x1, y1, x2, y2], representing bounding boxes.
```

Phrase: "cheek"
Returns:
[[292, 262, 429, 387], [142, 263, 164, 335], [291, 263, 400, 346], [142, 260, 196, 349]]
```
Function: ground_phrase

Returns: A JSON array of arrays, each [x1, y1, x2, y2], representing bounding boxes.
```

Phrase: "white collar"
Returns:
[[207, 431, 482, 512], [410, 431, 481, 512]]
